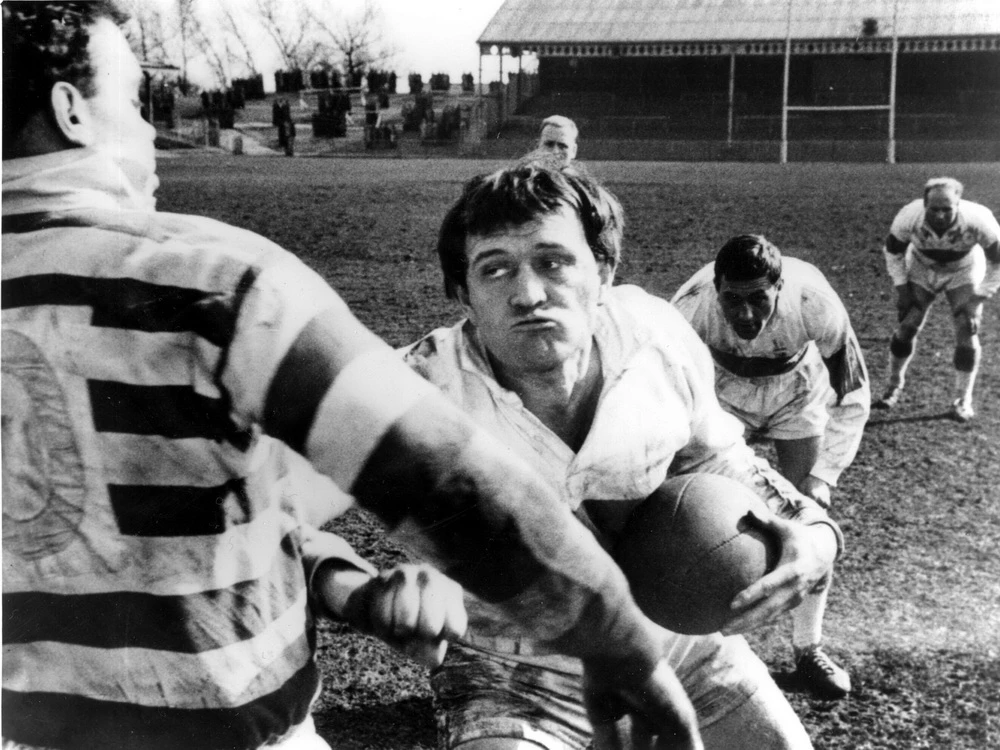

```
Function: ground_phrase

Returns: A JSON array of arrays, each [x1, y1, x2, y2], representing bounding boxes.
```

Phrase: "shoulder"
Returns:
[[146, 211, 322, 299], [891, 199, 924, 230], [961, 200, 1000, 230], [400, 322, 466, 385], [608, 285, 711, 361], [784, 257, 843, 309], [784, 257, 833, 291], [895, 198, 924, 218], [611, 284, 686, 322], [153, 212, 289, 264], [671, 262, 715, 304]]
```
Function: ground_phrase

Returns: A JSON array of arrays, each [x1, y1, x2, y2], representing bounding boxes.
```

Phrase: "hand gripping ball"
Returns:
[[614, 473, 779, 635]]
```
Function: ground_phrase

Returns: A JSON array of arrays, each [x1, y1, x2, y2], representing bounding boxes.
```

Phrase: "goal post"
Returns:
[[779, 0, 900, 163]]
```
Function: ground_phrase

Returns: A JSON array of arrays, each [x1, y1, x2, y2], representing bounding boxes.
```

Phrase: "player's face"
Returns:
[[460, 205, 611, 377], [717, 276, 781, 340], [538, 125, 578, 163], [924, 188, 959, 234], [81, 19, 157, 180]]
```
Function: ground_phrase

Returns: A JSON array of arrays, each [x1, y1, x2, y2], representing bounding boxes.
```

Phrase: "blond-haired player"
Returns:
[[874, 177, 1000, 421]]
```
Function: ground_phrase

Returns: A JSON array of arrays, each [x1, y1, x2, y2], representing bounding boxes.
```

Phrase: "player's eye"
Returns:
[[479, 264, 509, 280]]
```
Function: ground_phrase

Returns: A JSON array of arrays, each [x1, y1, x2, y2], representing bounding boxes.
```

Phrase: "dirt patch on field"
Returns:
[[157, 156, 1000, 749]]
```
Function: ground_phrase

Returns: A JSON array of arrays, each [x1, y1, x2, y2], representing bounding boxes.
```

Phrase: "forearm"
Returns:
[[883, 244, 908, 286], [688, 442, 845, 558], [250, 303, 658, 665], [343, 398, 661, 662], [812, 385, 870, 486], [815, 340, 871, 486], [285, 345, 658, 663], [980, 256, 1000, 297]]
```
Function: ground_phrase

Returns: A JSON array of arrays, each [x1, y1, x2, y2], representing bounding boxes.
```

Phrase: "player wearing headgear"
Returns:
[[673, 234, 869, 700], [873, 177, 1000, 421], [401, 159, 843, 749]]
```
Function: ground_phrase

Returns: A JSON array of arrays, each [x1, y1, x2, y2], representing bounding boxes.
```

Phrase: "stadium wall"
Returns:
[[464, 134, 1000, 163], [484, 49, 999, 157]]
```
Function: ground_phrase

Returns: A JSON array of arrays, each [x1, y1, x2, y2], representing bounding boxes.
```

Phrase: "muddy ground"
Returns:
[[156, 155, 999, 750]]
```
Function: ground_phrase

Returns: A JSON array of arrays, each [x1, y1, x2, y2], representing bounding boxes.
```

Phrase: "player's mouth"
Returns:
[[511, 316, 559, 331], [733, 324, 760, 340]]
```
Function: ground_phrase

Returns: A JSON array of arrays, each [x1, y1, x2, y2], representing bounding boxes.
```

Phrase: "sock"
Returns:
[[953, 344, 980, 405], [792, 585, 830, 653], [887, 334, 914, 389]]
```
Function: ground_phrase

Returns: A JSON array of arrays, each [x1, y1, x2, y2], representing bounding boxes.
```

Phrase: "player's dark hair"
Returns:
[[436, 157, 624, 299], [2, 1, 130, 155], [713, 234, 783, 289]]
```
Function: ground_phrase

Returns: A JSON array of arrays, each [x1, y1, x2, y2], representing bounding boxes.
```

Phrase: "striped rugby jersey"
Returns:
[[2, 149, 344, 749]]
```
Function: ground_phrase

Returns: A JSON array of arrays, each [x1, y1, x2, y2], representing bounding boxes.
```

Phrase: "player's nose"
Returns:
[[509, 269, 547, 308]]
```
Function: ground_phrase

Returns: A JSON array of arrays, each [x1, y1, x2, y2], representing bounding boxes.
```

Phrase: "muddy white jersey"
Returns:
[[890, 198, 1000, 265], [672, 258, 850, 364], [672, 257, 870, 486], [887, 198, 1000, 295]]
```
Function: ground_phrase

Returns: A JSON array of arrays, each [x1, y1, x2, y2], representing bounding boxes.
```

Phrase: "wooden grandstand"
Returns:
[[475, 0, 1000, 161]]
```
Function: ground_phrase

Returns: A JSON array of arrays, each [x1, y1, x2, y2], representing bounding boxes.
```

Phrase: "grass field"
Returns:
[[157, 155, 1000, 750]]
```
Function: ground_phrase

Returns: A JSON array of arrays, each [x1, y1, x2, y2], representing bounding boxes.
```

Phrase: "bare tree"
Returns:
[[172, 0, 199, 93], [254, 0, 326, 72], [220, 3, 261, 77], [124, 0, 171, 63], [310, 0, 396, 85], [191, 17, 232, 88]]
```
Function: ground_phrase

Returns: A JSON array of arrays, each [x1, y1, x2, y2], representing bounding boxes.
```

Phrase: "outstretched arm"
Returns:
[[229, 272, 701, 746]]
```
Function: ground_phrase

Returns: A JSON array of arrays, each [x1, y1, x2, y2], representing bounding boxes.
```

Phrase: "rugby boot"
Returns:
[[795, 645, 851, 700], [950, 397, 974, 423], [872, 384, 902, 410]]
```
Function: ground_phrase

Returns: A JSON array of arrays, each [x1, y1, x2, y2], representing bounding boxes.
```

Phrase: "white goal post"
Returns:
[[779, 0, 900, 163]]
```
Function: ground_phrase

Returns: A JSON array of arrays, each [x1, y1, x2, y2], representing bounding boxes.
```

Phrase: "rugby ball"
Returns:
[[614, 473, 778, 635]]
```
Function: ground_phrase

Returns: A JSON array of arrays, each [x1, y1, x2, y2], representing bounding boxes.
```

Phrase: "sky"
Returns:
[[160, 0, 516, 89], [376, 0, 511, 82]]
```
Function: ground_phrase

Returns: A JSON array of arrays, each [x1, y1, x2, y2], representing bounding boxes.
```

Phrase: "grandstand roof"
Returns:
[[478, 0, 1000, 46]]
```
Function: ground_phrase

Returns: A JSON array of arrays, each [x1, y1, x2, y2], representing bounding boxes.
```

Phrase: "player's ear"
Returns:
[[50, 81, 95, 147]]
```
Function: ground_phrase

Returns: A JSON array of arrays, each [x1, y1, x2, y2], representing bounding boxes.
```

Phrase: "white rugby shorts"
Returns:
[[715, 343, 831, 442], [906, 245, 987, 295]]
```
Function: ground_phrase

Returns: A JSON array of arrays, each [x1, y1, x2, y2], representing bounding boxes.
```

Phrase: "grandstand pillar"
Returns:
[[499, 49, 504, 115], [887, 1, 900, 164], [780, 0, 793, 163], [727, 50, 736, 146]]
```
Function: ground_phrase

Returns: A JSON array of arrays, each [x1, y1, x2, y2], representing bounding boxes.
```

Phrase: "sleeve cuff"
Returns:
[[301, 528, 378, 606], [788, 508, 845, 561]]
